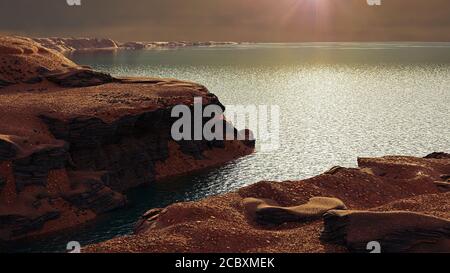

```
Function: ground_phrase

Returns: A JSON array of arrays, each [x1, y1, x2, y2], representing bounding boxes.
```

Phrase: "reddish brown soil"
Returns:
[[84, 155, 450, 253]]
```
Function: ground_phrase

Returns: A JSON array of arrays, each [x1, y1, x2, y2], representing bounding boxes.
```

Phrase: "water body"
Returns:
[[4, 43, 450, 252]]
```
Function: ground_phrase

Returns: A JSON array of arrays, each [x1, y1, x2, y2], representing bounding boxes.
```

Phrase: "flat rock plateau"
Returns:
[[85, 153, 450, 253], [0, 36, 254, 241]]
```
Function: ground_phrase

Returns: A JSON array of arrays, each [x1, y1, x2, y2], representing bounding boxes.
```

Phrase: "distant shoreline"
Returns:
[[32, 37, 243, 53], [29, 38, 450, 55]]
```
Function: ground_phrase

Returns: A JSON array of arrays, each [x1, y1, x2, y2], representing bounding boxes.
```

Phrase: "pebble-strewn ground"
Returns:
[[85, 154, 450, 253]]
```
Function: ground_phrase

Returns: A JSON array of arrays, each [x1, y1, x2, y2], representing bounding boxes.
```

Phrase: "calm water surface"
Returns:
[[4, 43, 450, 252]]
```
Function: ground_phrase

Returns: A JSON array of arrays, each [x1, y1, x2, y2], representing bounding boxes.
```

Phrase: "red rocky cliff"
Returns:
[[0, 36, 254, 241]]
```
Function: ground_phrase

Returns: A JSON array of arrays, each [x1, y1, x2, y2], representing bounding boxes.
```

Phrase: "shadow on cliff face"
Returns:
[[0, 160, 253, 253], [0, 36, 254, 243]]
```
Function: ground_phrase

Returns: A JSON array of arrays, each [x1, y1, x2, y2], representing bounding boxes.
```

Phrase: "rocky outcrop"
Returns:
[[425, 152, 450, 159], [0, 36, 77, 84], [33, 38, 118, 53], [120, 41, 147, 50], [12, 141, 69, 191], [243, 197, 347, 224], [45, 69, 115, 87], [0, 36, 254, 241], [84, 154, 450, 253], [133, 208, 165, 234], [140, 41, 239, 49], [321, 209, 450, 253], [62, 171, 126, 214]]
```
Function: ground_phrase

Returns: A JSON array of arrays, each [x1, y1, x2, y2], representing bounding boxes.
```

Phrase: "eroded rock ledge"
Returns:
[[0, 36, 254, 241], [85, 153, 450, 253]]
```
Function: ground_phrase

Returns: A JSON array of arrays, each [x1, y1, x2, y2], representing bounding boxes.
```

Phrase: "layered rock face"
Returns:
[[85, 154, 450, 253], [0, 36, 254, 241]]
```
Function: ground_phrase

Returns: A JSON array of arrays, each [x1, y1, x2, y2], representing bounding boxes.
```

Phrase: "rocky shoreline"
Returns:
[[1, 35, 449, 253], [0, 36, 253, 241], [85, 153, 450, 253], [32, 37, 240, 53]]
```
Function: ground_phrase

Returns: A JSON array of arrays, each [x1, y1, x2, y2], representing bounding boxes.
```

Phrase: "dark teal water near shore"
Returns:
[[4, 43, 450, 252], [2, 165, 251, 252]]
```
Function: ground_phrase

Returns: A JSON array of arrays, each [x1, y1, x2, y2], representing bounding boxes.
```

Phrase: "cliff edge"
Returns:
[[0, 36, 254, 241]]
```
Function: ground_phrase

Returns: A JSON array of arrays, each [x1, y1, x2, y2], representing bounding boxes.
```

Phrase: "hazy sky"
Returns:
[[1, 0, 450, 42]]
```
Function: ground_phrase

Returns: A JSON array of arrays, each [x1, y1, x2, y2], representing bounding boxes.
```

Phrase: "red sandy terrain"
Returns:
[[0, 36, 254, 241], [85, 154, 450, 253]]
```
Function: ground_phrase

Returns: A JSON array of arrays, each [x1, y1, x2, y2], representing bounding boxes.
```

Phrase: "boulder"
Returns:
[[243, 197, 347, 224], [425, 152, 450, 159], [321, 210, 450, 253], [134, 208, 165, 234]]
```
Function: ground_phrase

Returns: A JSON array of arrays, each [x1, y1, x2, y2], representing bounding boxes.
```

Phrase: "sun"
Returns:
[[281, 0, 332, 26]]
